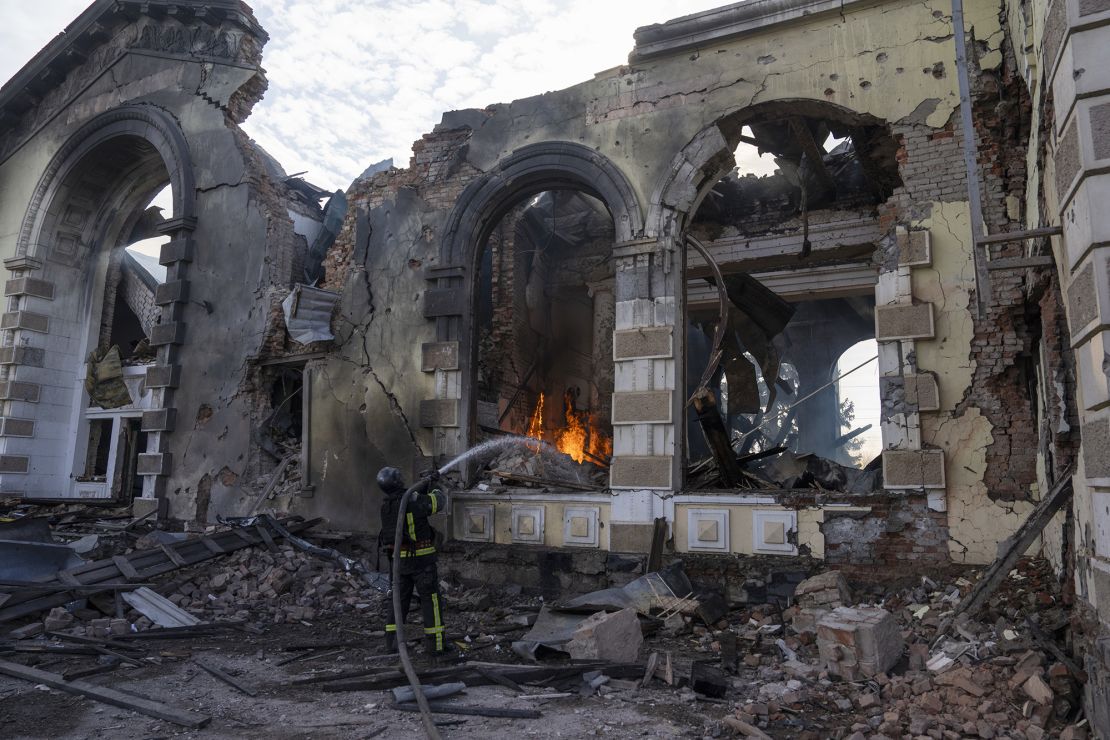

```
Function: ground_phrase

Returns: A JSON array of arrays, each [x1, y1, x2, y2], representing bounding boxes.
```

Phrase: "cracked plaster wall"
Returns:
[[302, 0, 1016, 537], [0, 10, 299, 522]]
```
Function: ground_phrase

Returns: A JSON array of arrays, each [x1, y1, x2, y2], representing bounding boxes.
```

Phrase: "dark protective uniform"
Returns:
[[379, 472, 447, 653]]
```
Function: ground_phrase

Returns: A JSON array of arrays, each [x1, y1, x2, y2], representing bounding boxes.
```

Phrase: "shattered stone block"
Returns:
[[43, 607, 74, 633], [794, 570, 852, 610], [816, 606, 903, 679], [791, 607, 830, 636], [566, 608, 643, 663]]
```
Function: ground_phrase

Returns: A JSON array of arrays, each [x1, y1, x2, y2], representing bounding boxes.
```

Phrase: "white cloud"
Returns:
[[1, 0, 729, 190]]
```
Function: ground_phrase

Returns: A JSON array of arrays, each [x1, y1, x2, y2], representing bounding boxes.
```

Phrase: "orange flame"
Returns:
[[525, 390, 612, 465], [526, 392, 545, 440]]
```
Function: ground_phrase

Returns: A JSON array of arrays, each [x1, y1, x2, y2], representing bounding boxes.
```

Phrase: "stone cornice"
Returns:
[[630, 0, 882, 62]]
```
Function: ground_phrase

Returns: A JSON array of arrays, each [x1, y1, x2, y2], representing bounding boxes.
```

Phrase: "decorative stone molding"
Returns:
[[420, 399, 460, 428], [753, 510, 798, 554], [141, 408, 177, 432], [421, 342, 459, 371], [145, 365, 181, 388], [612, 391, 673, 424], [896, 227, 932, 266], [613, 327, 673, 360], [0, 311, 49, 334], [0, 418, 35, 438], [882, 449, 946, 489], [5, 277, 55, 300], [563, 506, 600, 547], [0, 381, 40, 402], [457, 503, 495, 542], [875, 304, 935, 341], [511, 505, 545, 545], [610, 455, 673, 490], [687, 508, 729, 552]]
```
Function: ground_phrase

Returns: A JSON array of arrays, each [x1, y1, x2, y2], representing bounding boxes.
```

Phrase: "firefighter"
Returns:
[[378, 466, 449, 656]]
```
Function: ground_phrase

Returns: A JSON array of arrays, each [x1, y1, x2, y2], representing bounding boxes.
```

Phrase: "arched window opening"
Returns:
[[833, 338, 882, 467], [472, 189, 616, 488], [684, 103, 897, 492]]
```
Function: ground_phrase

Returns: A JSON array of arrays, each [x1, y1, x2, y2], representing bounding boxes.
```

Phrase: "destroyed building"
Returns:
[[0, 0, 1108, 731]]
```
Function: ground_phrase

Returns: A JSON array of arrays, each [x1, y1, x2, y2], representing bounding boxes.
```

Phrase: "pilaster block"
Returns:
[[613, 327, 673, 360], [882, 449, 946, 489], [610, 455, 673, 490], [0, 418, 34, 437], [896, 227, 932, 266], [141, 408, 177, 432], [154, 280, 189, 305], [137, 452, 172, 476], [148, 322, 185, 346], [612, 391, 673, 424], [875, 304, 935, 341], [0, 347, 45, 367], [1, 311, 49, 333], [421, 342, 459, 371], [420, 399, 459, 427], [159, 237, 194, 265], [0, 381, 40, 402], [145, 364, 180, 388], [0, 455, 29, 473], [5, 277, 55, 299]]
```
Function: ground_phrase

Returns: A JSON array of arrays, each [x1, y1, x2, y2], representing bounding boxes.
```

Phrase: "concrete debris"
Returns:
[[566, 608, 643, 663], [816, 606, 903, 679], [794, 570, 851, 610]]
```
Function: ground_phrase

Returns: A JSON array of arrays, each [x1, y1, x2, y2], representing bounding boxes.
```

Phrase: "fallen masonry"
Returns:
[[0, 498, 1094, 738]]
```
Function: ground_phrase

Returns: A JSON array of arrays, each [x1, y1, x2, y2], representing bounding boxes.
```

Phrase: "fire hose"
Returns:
[[391, 481, 442, 740]]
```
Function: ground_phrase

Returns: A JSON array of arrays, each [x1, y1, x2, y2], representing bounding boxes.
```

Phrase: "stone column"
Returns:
[[1045, 0, 1110, 726], [608, 238, 680, 553]]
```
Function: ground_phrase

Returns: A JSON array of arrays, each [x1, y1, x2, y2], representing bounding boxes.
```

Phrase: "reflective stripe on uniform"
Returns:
[[385, 624, 397, 632], [406, 512, 417, 542], [430, 593, 444, 651], [429, 492, 439, 514], [399, 546, 436, 557]]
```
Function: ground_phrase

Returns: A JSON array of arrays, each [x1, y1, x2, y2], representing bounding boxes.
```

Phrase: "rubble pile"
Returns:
[[158, 543, 382, 625], [478, 444, 609, 489], [659, 557, 1089, 738]]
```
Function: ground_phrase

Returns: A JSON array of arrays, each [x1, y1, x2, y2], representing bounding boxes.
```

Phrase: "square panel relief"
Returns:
[[687, 508, 730, 552], [753, 509, 797, 555], [458, 503, 494, 543], [563, 506, 600, 547], [511, 505, 545, 545]]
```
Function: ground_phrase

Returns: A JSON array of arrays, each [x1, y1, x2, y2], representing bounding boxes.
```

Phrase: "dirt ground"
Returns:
[[0, 614, 728, 739]]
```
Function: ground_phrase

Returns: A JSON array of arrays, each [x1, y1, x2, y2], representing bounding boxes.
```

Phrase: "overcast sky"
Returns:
[[0, 0, 743, 191]]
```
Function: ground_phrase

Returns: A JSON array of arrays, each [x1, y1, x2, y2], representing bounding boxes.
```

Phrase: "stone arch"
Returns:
[[647, 98, 899, 238], [17, 104, 196, 258], [1, 104, 197, 500], [440, 141, 643, 268], [430, 142, 643, 456]]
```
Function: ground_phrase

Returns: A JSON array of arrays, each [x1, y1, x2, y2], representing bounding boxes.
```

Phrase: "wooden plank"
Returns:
[[985, 256, 1055, 270], [787, 117, 836, 192], [390, 702, 541, 719], [946, 472, 1074, 627], [121, 587, 200, 628], [158, 543, 189, 568], [113, 555, 140, 581], [0, 519, 320, 623], [55, 571, 84, 587], [255, 523, 278, 552], [199, 536, 226, 555], [0, 659, 210, 728], [193, 658, 257, 696]]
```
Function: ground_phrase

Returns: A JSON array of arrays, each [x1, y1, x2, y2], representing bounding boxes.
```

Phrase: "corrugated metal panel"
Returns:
[[282, 284, 339, 344]]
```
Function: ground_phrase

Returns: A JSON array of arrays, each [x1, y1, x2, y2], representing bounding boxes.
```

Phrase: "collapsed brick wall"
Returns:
[[820, 495, 950, 571], [119, 262, 160, 335], [878, 30, 1043, 504], [323, 126, 482, 290]]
